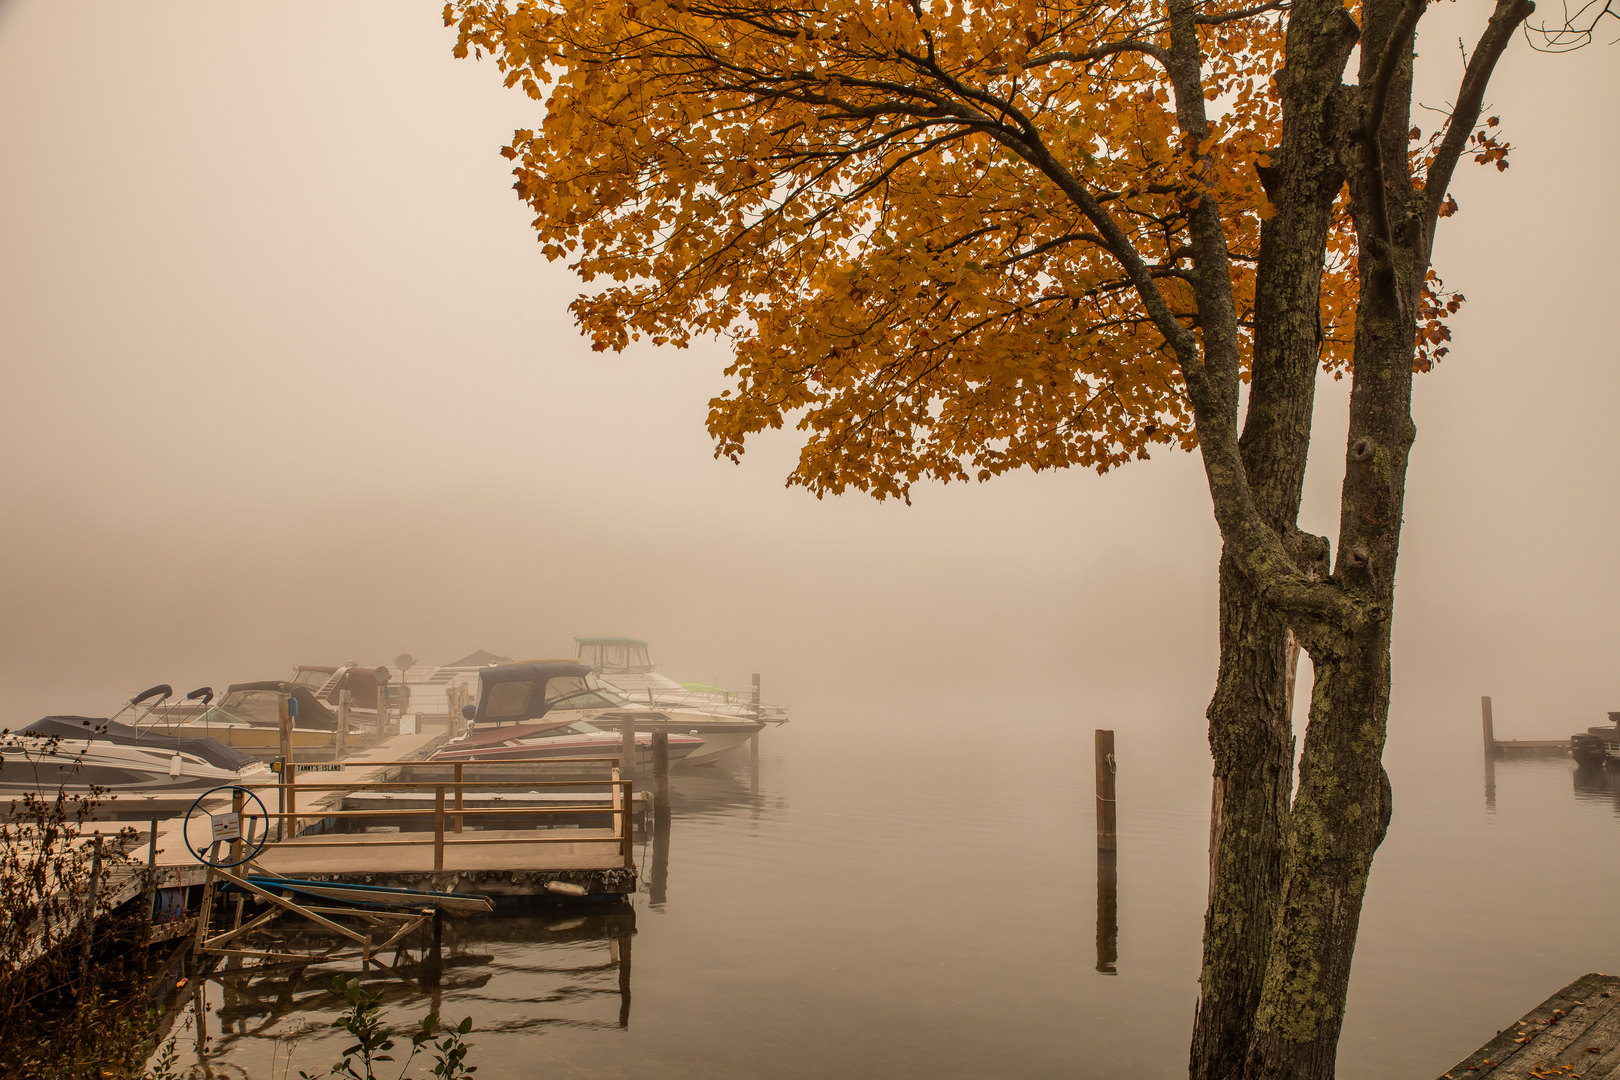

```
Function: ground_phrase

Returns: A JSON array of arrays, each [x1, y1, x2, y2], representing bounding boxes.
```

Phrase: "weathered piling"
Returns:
[[1095, 729, 1117, 851], [651, 731, 671, 822], [750, 673, 762, 781], [621, 714, 636, 780], [1481, 695, 1495, 754]]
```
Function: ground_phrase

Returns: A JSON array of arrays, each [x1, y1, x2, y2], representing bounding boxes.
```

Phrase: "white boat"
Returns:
[[574, 637, 788, 723], [4, 715, 269, 801], [428, 717, 704, 766], [447, 659, 760, 766]]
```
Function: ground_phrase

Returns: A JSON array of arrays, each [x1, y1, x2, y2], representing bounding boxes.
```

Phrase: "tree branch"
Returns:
[[1422, 0, 1537, 243]]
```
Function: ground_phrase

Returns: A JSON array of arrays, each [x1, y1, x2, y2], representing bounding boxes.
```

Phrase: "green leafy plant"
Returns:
[[301, 976, 476, 1080]]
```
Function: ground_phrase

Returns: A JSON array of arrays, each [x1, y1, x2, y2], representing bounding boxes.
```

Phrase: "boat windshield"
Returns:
[[208, 690, 284, 725], [565, 720, 601, 734], [543, 674, 630, 712]]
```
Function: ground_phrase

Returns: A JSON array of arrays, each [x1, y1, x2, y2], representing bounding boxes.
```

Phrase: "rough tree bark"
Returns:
[[1184, 0, 1535, 1076], [1190, 4, 1357, 1075]]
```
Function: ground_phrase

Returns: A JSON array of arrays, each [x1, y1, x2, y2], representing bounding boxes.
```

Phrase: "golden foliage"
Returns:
[[445, 0, 1385, 499]]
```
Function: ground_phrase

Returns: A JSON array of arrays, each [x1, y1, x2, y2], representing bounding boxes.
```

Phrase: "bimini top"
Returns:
[[475, 660, 594, 724], [574, 637, 648, 648]]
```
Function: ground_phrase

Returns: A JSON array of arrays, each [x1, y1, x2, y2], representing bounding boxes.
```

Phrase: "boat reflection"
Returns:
[[1572, 762, 1620, 814]]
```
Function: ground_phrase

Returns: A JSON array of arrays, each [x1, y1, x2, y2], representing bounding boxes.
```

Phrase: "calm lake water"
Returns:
[[182, 692, 1620, 1079]]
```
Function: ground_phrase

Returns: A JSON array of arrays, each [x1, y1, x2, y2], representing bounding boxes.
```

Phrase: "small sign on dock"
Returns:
[[1441, 973, 1620, 1078]]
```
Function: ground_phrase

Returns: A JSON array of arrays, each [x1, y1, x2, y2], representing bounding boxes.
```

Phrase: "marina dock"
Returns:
[[1441, 973, 1620, 1079]]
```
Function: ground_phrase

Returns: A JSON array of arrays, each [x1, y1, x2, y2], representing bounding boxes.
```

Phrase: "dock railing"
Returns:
[[235, 757, 636, 871]]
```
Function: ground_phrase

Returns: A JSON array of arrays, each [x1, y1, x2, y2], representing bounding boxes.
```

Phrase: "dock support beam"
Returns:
[[1095, 729, 1117, 851], [1481, 695, 1496, 755]]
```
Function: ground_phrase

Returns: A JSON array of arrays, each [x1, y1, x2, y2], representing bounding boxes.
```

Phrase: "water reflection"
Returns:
[[193, 906, 636, 1072], [1095, 849, 1118, 975], [1572, 762, 1620, 813]]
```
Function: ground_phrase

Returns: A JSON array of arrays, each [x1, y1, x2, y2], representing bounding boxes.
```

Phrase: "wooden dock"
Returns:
[[205, 754, 639, 900], [1442, 973, 1620, 1078], [1482, 696, 1571, 755]]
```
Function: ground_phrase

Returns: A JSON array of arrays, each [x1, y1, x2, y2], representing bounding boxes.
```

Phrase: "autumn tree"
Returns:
[[443, 0, 1533, 1075]]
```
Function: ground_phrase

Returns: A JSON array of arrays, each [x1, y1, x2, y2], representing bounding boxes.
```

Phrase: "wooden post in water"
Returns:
[[286, 760, 299, 839], [652, 731, 671, 823], [337, 688, 350, 759], [1095, 729, 1117, 851], [1481, 695, 1496, 755], [621, 714, 637, 782], [433, 785, 446, 872], [749, 673, 762, 780]]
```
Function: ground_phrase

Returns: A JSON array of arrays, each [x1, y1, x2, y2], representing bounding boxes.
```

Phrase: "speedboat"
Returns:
[[4, 714, 268, 801], [455, 659, 761, 766], [149, 681, 364, 751], [429, 717, 704, 766], [1572, 711, 1620, 767], [575, 637, 789, 723]]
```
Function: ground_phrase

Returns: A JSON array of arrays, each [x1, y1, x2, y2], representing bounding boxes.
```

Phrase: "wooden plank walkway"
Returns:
[[1441, 973, 1620, 1079], [254, 827, 627, 875]]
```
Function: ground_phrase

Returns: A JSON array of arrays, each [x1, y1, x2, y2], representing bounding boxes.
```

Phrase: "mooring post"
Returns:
[[749, 672, 762, 780], [453, 762, 464, 833], [337, 688, 350, 759], [433, 785, 446, 872], [1095, 729, 1117, 851], [621, 714, 637, 782], [287, 760, 299, 839], [1481, 695, 1496, 755], [652, 731, 671, 823]]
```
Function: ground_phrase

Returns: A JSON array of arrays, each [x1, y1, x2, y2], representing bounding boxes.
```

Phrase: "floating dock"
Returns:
[[1442, 973, 1620, 1078]]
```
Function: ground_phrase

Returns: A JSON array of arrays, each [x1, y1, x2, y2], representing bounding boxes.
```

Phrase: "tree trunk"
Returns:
[[1192, 563, 1298, 1080], [1189, 3, 1358, 1073]]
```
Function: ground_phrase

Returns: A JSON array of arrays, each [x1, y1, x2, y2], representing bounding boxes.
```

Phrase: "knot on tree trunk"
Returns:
[[1285, 529, 1332, 581]]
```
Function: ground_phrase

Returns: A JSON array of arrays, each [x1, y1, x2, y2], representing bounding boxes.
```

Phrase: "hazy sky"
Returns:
[[1, 2, 1614, 751]]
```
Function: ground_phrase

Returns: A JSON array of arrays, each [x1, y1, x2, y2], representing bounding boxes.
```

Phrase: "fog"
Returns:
[[1, 1, 1614, 760]]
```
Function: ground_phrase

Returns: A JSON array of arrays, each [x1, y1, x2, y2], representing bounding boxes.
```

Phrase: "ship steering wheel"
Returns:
[[182, 785, 271, 868]]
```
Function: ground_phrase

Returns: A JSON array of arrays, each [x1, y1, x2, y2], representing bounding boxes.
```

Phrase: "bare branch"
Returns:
[[1424, 0, 1537, 240], [1524, 0, 1617, 49]]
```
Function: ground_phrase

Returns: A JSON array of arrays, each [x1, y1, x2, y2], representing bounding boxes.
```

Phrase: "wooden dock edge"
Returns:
[[248, 866, 640, 899], [1438, 972, 1620, 1079]]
